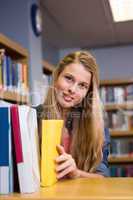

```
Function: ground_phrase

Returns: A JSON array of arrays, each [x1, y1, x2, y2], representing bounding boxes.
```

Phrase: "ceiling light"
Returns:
[[109, 0, 133, 22]]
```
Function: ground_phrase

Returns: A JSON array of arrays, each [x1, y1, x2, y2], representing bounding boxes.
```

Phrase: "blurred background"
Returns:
[[0, 0, 133, 177]]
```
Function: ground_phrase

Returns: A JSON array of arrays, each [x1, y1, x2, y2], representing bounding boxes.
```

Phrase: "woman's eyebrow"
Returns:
[[64, 72, 73, 76], [79, 81, 90, 86]]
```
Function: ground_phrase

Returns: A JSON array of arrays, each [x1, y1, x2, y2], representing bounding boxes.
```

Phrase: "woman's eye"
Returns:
[[64, 75, 73, 81], [79, 83, 88, 90]]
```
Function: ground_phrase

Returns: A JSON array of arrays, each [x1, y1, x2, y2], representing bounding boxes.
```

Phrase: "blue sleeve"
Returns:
[[95, 128, 110, 177]]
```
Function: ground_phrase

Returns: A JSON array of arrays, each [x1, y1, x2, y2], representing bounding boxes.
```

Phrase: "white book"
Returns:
[[0, 167, 9, 194], [114, 87, 124, 103], [18, 105, 40, 193]]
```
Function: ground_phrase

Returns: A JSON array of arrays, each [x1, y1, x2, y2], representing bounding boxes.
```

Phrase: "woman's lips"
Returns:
[[63, 93, 73, 102]]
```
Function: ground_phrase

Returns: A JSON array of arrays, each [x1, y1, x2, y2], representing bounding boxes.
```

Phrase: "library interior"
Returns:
[[0, 0, 133, 200]]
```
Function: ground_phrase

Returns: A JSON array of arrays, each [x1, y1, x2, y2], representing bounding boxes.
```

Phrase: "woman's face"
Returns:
[[55, 62, 92, 109]]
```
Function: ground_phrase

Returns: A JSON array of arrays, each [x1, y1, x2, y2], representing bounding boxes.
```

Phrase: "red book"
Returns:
[[11, 106, 23, 163]]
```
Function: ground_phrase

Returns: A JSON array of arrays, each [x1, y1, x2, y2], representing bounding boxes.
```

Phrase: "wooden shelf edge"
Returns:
[[100, 78, 133, 86], [0, 33, 28, 58], [109, 155, 133, 163], [0, 90, 29, 104], [104, 102, 133, 110], [110, 130, 133, 137], [42, 60, 55, 74]]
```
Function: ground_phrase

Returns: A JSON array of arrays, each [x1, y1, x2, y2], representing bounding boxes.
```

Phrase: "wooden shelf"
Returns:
[[0, 33, 29, 104], [109, 155, 133, 163], [110, 130, 133, 137], [0, 90, 28, 104], [104, 102, 133, 110], [101, 79, 133, 176], [100, 78, 133, 86], [0, 33, 28, 60], [42, 60, 55, 75]]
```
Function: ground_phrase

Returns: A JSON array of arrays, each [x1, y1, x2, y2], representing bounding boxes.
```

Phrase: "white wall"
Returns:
[[90, 45, 133, 80], [59, 48, 81, 60], [0, 0, 29, 49], [43, 42, 59, 65], [59, 45, 133, 81]]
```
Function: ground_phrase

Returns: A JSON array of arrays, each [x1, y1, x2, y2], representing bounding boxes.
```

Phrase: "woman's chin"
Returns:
[[59, 99, 74, 109]]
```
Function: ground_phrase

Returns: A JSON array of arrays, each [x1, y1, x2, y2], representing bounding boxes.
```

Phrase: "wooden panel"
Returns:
[[110, 130, 133, 137], [0, 33, 28, 59], [104, 102, 133, 110], [100, 79, 133, 86], [1, 178, 133, 200], [0, 90, 28, 104], [109, 155, 133, 163], [42, 60, 55, 75]]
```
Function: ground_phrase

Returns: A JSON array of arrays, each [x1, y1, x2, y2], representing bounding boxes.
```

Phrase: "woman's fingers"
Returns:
[[57, 165, 74, 179], [56, 144, 65, 155], [56, 144, 71, 163], [56, 153, 71, 163], [56, 158, 73, 172], [55, 144, 78, 179]]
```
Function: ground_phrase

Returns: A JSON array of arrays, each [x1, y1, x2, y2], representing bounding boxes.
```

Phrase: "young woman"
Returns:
[[37, 51, 110, 179]]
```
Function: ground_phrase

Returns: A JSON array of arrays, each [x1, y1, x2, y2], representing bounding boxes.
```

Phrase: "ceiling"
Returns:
[[40, 0, 133, 49]]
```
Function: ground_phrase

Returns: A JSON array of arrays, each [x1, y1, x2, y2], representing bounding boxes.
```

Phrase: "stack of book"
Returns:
[[0, 104, 40, 194], [100, 85, 133, 104], [0, 50, 28, 95], [106, 110, 133, 131], [110, 138, 133, 156], [110, 165, 133, 177]]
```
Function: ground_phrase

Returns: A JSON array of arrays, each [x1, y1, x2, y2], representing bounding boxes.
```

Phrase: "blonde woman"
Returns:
[[37, 51, 110, 178]]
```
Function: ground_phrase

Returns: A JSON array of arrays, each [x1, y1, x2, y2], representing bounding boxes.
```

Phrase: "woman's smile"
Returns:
[[63, 93, 74, 102]]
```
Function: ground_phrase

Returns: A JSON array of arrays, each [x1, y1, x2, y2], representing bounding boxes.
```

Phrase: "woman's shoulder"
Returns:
[[104, 127, 110, 144]]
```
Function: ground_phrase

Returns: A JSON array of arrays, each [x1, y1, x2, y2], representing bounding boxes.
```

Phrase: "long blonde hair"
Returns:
[[43, 51, 104, 172]]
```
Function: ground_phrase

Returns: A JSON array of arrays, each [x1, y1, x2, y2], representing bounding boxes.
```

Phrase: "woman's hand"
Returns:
[[55, 145, 80, 179]]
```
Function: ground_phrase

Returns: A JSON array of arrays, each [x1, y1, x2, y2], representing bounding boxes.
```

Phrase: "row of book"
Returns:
[[105, 110, 133, 131], [100, 85, 133, 104], [0, 49, 28, 95], [110, 138, 133, 155], [110, 165, 133, 177], [0, 102, 40, 194]]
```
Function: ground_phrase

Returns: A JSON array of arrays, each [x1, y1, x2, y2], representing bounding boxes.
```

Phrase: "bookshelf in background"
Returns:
[[41, 60, 55, 102], [100, 79, 133, 177], [0, 33, 29, 104], [42, 60, 54, 75], [42, 59, 55, 85]]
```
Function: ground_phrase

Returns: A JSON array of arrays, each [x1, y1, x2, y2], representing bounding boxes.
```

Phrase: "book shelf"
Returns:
[[105, 102, 133, 111], [0, 33, 29, 104], [110, 130, 133, 137], [42, 60, 55, 75], [109, 155, 133, 163], [100, 78, 133, 177]]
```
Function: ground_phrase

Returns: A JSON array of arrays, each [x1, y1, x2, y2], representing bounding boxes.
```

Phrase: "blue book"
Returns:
[[0, 107, 13, 194], [6, 56, 12, 90], [2, 55, 7, 90], [6, 56, 10, 89]]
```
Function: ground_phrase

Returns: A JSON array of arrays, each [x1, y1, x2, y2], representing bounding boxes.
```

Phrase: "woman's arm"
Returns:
[[56, 127, 110, 179], [95, 128, 110, 177], [55, 145, 104, 179], [76, 170, 104, 178]]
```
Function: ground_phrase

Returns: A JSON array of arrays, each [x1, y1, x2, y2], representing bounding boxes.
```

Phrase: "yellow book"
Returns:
[[41, 119, 64, 187]]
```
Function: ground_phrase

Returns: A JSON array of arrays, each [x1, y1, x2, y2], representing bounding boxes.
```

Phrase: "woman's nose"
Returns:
[[68, 83, 77, 94]]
